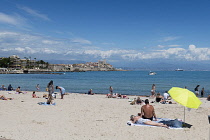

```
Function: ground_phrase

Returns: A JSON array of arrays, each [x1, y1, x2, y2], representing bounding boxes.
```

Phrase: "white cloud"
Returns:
[[157, 44, 181, 48], [83, 49, 136, 59], [160, 36, 180, 42], [168, 45, 181, 47], [0, 12, 26, 26], [18, 6, 50, 21], [0, 31, 210, 62], [121, 45, 210, 61], [15, 47, 26, 52], [186, 45, 210, 60], [71, 38, 92, 45], [42, 40, 59, 45]]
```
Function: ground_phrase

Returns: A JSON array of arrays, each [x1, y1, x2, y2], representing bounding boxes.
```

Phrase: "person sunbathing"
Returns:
[[130, 114, 169, 128], [16, 87, 23, 94], [0, 95, 13, 100]]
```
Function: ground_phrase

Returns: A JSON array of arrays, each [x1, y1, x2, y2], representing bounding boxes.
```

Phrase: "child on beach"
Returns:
[[32, 91, 40, 98]]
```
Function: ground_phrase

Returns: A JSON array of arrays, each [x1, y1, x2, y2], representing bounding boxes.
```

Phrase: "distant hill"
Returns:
[[44, 58, 210, 71]]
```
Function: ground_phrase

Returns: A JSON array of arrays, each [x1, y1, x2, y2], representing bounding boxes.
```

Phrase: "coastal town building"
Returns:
[[0, 55, 122, 73]]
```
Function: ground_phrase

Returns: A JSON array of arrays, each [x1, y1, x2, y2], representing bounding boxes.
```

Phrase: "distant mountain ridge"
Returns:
[[45, 59, 210, 71]]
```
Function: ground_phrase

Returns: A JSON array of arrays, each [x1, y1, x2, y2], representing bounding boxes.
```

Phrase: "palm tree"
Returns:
[[34, 58, 36, 68]]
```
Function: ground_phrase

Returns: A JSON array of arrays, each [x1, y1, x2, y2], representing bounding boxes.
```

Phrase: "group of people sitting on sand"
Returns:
[[107, 93, 129, 99], [106, 86, 129, 99], [129, 91, 174, 105], [36, 80, 66, 105], [130, 97, 144, 105], [151, 91, 175, 104]]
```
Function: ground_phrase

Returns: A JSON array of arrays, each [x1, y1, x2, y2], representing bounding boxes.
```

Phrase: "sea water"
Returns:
[[0, 71, 209, 97]]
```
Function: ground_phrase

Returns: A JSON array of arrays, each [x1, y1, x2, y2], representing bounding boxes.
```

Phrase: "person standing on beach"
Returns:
[[201, 87, 205, 97], [140, 99, 157, 121], [36, 84, 40, 92], [194, 85, 200, 96], [151, 84, 156, 97], [109, 86, 113, 95], [56, 86, 65, 99], [47, 80, 54, 98]]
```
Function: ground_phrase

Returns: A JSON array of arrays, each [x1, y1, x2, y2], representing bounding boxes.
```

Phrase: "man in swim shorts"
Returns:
[[140, 99, 157, 121]]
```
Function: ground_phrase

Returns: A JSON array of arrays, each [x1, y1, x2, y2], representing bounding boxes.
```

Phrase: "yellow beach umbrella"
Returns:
[[168, 87, 202, 122], [168, 87, 202, 109]]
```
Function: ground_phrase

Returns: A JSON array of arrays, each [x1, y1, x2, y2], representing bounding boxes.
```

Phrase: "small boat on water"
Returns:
[[175, 68, 184, 71], [149, 71, 157, 75]]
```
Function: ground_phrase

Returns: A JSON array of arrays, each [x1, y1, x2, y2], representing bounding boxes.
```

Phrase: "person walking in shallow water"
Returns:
[[36, 84, 40, 92], [109, 86, 113, 95]]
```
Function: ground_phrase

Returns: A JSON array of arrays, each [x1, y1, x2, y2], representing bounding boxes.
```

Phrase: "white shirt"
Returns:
[[163, 93, 169, 100]]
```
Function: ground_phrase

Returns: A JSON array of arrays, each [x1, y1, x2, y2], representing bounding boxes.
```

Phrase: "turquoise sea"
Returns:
[[0, 71, 209, 97]]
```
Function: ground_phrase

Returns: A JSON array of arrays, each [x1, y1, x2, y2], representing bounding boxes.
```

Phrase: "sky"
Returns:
[[1, 0, 210, 68]]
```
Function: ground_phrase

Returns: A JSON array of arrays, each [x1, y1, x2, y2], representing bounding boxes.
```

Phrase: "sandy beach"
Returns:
[[0, 91, 209, 140]]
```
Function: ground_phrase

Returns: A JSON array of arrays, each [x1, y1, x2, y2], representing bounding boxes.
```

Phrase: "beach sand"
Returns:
[[0, 91, 209, 140]]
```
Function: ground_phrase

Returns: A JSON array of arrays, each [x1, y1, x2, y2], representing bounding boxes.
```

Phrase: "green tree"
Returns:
[[0, 58, 11, 68]]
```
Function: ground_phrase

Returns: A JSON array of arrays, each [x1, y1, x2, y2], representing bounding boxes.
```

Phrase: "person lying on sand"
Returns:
[[107, 93, 128, 99], [130, 114, 169, 128], [0, 95, 13, 100]]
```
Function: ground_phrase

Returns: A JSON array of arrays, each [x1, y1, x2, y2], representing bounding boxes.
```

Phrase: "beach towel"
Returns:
[[127, 118, 191, 129], [37, 102, 56, 106]]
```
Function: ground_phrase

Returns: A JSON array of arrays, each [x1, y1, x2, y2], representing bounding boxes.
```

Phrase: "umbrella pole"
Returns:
[[184, 107, 185, 122]]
